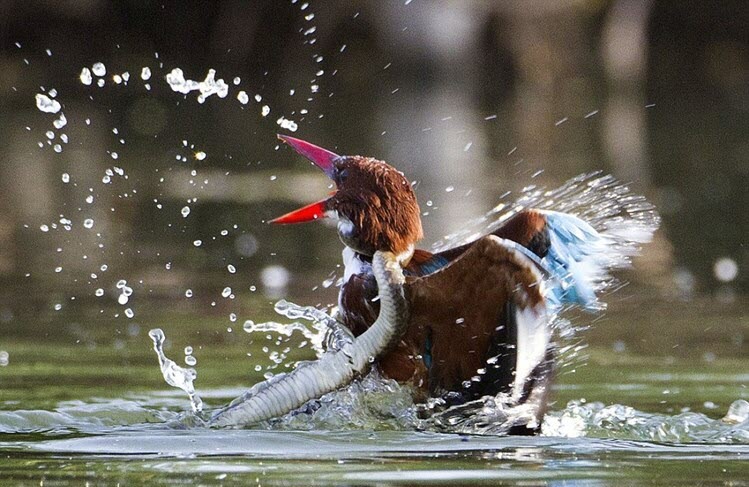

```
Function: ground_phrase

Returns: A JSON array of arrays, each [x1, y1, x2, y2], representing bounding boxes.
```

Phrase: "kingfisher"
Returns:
[[261, 134, 626, 432]]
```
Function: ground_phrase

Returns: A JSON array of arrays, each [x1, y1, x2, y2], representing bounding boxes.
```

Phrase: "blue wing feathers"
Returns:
[[540, 210, 612, 312]]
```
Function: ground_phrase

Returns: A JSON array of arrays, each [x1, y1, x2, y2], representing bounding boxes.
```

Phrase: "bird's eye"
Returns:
[[337, 168, 349, 183]]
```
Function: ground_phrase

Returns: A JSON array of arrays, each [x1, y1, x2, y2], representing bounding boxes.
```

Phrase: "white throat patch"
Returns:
[[342, 246, 370, 282]]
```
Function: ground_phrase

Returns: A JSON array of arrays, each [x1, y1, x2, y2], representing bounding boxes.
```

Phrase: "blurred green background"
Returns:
[[0, 0, 746, 367]]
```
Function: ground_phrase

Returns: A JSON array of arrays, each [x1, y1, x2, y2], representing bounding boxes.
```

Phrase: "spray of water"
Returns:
[[148, 328, 204, 415]]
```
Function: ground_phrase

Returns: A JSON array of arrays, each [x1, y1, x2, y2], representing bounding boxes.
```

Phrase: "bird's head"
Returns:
[[270, 135, 423, 258]]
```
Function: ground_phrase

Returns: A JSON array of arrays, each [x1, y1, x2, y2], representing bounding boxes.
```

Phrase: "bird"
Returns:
[[267, 135, 623, 432]]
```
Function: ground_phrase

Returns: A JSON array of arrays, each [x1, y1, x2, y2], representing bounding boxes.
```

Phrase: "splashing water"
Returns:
[[543, 399, 749, 443], [272, 299, 354, 353], [435, 172, 658, 272], [148, 328, 204, 414], [165, 68, 229, 103]]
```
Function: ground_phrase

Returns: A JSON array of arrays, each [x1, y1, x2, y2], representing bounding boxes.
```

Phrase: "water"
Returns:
[[2, 336, 748, 485]]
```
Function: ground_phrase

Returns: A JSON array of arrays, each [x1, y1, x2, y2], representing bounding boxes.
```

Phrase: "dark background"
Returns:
[[0, 1, 746, 348]]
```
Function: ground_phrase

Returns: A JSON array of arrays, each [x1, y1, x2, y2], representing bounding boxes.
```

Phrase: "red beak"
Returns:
[[269, 197, 328, 224], [277, 134, 339, 178], [270, 135, 340, 224]]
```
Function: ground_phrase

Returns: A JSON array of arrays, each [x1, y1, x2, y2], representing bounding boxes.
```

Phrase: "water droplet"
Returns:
[[227, 264, 236, 274], [86, 195, 94, 204], [53, 113, 67, 129], [261, 105, 270, 117], [40, 224, 49, 232], [714, 257, 738, 282], [185, 289, 193, 298], [125, 308, 134, 318], [237, 90, 249, 104], [185, 355, 197, 366], [724, 400, 749, 424], [194, 151, 206, 161], [79, 67, 92, 85], [118, 294, 129, 305], [91, 62, 106, 76], [261, 265, 290, 290], [54, 303, 62, 311], [181, 206, 191, 218], [83, 218, 94, 229], [276, 116, 298, 132], [243, 320, 255, 333], [35, 93, 61, 114], [445, 186, 454, 192], [193, 240, 202, 247], [95, 288, 104, 297], [221, 287, 232, 298], [229, 313, 237, 322], [54, 266, 62, 273], [0, 351, 8, 367], [140, 67, 151, 80]]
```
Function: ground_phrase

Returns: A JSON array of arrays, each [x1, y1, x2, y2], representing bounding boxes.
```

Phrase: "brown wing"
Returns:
[[433, 210, 550, 264], [389, 235, 548, 398], [493, 210, 550, 257]]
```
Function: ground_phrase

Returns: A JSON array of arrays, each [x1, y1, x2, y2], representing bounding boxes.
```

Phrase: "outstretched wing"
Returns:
[[429, 206, 654, 312], [401, 235, 551, 403]]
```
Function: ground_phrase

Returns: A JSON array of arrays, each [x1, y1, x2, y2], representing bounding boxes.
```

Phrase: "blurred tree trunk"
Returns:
[[602, 0, 654, 186]]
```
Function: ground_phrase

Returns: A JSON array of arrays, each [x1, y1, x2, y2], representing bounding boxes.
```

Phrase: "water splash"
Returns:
[[272, 299, 354, 353], [148, 328, 204, 414], [165, 68, 229, 103], [434, 172, 659, 273], [273, 369, 419, 431], [543, 399, 749, 443]]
